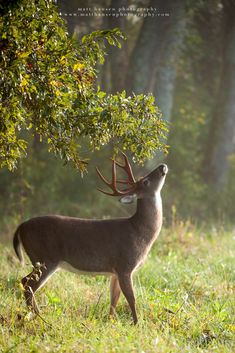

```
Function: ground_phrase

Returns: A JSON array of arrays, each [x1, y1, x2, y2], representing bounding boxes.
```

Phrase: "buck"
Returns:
[[13, 153, 168, 324]]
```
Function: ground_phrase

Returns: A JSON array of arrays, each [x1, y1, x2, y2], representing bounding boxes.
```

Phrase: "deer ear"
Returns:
[[119, 195, 136, 204]]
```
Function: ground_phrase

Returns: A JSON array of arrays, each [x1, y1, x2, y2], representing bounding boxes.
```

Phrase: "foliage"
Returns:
[[167, 100, 209, 220], [0, 0, 167, 172], [164, 0, 235, 221], [0, 224, 234, 352]]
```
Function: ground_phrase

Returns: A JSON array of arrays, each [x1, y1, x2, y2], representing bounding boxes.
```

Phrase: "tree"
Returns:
[[202, 0, 235, 187], [152, 0, 186, 122], [107, 0, 129, 93], [126, 0, 186, 122], [126, 0, 164, 95], [0, 0, 168, 172]]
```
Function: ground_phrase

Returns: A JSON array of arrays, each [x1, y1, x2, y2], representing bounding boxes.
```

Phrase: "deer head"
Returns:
[[96, 152, 168, 202]]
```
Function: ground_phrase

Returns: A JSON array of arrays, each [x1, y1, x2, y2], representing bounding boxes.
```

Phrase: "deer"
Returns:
[[13, 153, 168, 324]]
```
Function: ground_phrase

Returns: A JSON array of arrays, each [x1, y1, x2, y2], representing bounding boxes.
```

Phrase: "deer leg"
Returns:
[[109, 275, 121, 316], [118, 273, 138, 325], [21, 263, 57, 314]]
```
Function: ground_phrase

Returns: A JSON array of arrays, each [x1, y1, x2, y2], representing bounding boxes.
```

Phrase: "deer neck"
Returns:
[[131, 192, 163, 241]]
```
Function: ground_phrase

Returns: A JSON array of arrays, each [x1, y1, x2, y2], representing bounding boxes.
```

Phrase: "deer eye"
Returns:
[[142, 178, 150, 187]]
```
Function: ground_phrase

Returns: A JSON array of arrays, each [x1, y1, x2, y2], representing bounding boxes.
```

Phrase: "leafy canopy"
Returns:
[[0, 0, 168, 172]]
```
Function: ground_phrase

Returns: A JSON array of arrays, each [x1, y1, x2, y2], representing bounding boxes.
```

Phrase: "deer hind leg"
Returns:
[[21, 263, 57, 314], [118, 272, 138, 325], [109, 275, 121, 316]]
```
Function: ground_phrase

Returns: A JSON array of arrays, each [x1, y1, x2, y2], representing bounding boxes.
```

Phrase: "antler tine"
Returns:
[[96, 188, 117, 196], [96, 165, 116, 195], [96, 167, 111, 186], [96, 160, 121, 196], [112, 158, 116, 184], [96, 153, 137, 196], [115, 152, 136, 184], [116, 179, 131, 184]]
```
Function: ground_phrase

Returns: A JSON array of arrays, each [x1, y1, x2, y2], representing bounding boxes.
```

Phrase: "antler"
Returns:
[[96, 152, 137, 196]]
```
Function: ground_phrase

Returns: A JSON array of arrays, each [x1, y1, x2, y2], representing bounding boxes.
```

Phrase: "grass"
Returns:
[[0, 221, 234, 352]]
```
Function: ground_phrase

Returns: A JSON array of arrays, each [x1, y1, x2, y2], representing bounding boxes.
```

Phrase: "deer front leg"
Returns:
[[21, 263, 56, 314], [109, 275, 121, 316], [118, 272, 138, 325]]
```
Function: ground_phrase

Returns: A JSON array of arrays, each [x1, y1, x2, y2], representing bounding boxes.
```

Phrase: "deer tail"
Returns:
[[13, 225, 24, 265]]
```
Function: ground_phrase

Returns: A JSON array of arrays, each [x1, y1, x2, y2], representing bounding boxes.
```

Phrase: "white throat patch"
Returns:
[[154, 191, 162, 208]]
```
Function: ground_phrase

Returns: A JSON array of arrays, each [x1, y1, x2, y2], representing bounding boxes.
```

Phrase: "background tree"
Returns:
[[202, 0, 235, 188], [107, 0, 129, 93], [127, 0, 187, 122]]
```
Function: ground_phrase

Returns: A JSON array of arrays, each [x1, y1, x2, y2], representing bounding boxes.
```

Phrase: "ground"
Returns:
[[0, 221, 234, 353]]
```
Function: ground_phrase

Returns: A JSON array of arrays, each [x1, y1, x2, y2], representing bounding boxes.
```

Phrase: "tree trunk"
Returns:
[[57, 0, 82, 36], [202, 0, 235, 187], [126, 0, 165, 95], [108, 0, 128, 93], [58, 0, 102, 37], [126, 0, 186, 122], [152, 0, 186, 122]]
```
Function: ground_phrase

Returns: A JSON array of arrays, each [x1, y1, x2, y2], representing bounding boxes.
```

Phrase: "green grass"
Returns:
[[0, 222, 234, 352]]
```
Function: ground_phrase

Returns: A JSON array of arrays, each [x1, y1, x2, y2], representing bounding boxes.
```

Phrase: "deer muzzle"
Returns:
[[159, 164, 168, 176]]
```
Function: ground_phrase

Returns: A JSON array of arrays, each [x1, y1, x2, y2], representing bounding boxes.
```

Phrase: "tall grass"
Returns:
[[0, 222, 234, 352]]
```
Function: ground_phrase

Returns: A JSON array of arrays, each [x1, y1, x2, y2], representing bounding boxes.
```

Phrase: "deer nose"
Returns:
[[159, 164, 168, 175]]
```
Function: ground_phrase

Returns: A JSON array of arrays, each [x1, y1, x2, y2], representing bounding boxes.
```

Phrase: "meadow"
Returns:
[[0, 222, 234, 353]]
